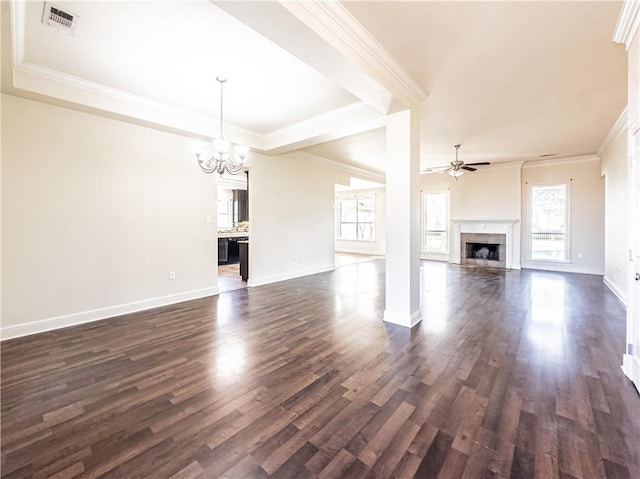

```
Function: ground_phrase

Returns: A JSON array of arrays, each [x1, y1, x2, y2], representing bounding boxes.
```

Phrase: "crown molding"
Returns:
[[5, 0, 394, 156], [279, 1, 427, 109], [5, 0, 266, 147], [9, 0, 25, 66], [614, 0, 640, 48], [597, 106, 628, 158], [9, 61, 266, 146], [284, 150, 385, 183], [522, 154, 600, 168]]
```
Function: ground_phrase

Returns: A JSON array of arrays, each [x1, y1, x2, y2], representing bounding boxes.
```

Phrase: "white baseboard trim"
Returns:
[[420, 253, 449, 262], [603, 276, 627, 306], [622, 353, 640, 392], [247, 264, 335, 288], [383, 309, 423, 328], [1, 286, 219, 341], [520, 262, 602, 275], [335, 248, 385, 256]]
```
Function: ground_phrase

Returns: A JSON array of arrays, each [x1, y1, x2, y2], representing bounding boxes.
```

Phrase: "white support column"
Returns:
[[384, 109, 422, 328]]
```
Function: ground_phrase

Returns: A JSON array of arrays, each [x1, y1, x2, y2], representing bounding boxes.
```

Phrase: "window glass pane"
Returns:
[[340, 223, 357, 240], [340, 199, 357, 222], [217, 200, 230, 229], [357, 197, 375, 223], [358, 223, 375, 241], [425, 231, 447, 253], [425, 193, 447, 230], [337, 196, 375, 241], [530, 185, 566, 260], [424, 192, 448, 253], [358, 209, 375, 223]]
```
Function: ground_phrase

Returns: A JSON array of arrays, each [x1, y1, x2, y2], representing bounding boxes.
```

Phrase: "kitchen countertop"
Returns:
[[218, 232, 249, 239]]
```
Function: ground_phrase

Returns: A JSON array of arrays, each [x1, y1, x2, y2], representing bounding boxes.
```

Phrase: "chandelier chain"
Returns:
[[194, 76, 247, 175], [218, 78, 224, 140]]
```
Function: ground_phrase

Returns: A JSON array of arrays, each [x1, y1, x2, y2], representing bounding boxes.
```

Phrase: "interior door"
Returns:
[[624, 134, 640, 390]]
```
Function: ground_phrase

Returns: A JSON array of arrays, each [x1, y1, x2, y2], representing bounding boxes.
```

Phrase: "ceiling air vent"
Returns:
[[42, 2, 79, 34]]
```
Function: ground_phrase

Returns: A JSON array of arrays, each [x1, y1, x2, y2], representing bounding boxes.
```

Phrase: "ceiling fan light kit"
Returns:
[[195, 77, 249, 175], [424, 144, 491, 179]]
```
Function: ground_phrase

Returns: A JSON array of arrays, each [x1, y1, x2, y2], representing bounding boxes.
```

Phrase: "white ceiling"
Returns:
[[21, 0, 357, 133], [4, 1, 628, 173], [307, 0, 627, 169]]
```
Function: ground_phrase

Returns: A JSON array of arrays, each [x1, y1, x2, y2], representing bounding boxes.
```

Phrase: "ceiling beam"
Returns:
[[212, 1, 426, 114], [261, 102, 385, 155]]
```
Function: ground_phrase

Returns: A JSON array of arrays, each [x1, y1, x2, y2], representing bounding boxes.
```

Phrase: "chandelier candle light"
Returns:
[[195, 76, 249, 175]]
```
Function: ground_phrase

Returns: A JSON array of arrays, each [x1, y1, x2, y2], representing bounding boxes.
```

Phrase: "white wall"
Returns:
[[601, 130, 628, 303], [1, 94, 218, 339], [247, 153, 348, 286], [521, 157, 605, 274], [335, 187, 386, 255]]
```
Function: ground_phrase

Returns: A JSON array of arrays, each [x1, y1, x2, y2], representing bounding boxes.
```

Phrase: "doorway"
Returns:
[[217, 171, 249, 293]]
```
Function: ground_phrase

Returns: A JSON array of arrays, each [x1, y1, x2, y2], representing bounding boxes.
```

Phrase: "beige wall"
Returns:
[[1, 92, 611, 338], [521, 158, 605, 274], [449, 165, 522, 221], [420, 164, 522, 259], [420, 158, 605, 275], [2, 94, 218, 338], [335, 187, 386, 255], [247, 153, 347, 286], [601, 130, 628, 303]]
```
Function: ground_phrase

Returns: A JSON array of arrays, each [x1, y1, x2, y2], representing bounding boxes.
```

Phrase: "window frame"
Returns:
[[422, 190, 450, 255], [337, 195, 376, 242], [526, 181, 571, 263]]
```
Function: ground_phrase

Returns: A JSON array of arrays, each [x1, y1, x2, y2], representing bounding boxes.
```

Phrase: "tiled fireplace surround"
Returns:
[[450, 220, 521, 270]]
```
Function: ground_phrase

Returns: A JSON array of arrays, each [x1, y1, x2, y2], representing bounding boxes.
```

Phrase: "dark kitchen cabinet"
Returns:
[[218, 237, 248, 265], [218, 238, 228, 265], [233, 189, 248, 223], [239, 241, 249, 281]]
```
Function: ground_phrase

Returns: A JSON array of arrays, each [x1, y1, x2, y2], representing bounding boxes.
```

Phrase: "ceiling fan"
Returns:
[[422, 144, 490, 178]]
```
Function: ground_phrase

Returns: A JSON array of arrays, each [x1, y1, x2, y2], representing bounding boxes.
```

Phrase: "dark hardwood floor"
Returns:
[[218, 264, 247, 293], [2, 260, 638, 478]]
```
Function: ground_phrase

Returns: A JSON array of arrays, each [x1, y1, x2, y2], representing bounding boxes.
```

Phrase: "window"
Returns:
[[529, 183, 568, 261], [423, 192, 448, 253], [338, 196, 375, 241], [217, 199, 231, 229]]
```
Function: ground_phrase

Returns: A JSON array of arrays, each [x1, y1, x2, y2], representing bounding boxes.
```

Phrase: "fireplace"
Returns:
[[460, 233, 506, 268], [466, 242, 500, 261], [450, 220, 520, 270]]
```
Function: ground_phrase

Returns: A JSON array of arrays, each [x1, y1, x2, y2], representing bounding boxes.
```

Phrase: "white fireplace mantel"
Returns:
[[450, 220, 521, 270]]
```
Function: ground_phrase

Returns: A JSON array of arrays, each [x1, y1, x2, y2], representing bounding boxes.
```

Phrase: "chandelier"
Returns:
[[195, 77, 249, 175]]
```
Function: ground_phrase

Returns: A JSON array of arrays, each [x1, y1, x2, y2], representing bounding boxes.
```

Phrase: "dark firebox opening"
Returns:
[[466, 242, 500, 261]]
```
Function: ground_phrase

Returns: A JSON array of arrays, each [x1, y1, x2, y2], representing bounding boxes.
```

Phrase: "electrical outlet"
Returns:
[[206, 216, 212, 224], [293, 255, 298, 262], [169, 272, 176, 280]]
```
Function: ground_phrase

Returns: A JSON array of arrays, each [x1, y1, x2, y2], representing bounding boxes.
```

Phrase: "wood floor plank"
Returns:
[[2, 260, 638, 478]]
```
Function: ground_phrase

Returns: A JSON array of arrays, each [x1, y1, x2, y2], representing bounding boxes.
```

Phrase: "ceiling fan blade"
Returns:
[[465, 161, 491, 166], [423, 165, 450, 170], [461, 166, 477, 172], [421, 165, 451, 173]]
